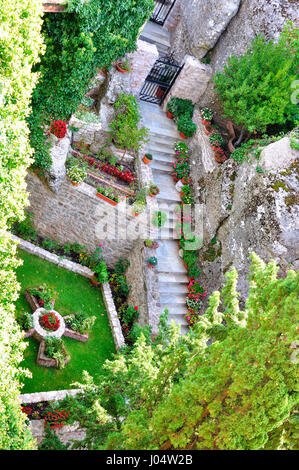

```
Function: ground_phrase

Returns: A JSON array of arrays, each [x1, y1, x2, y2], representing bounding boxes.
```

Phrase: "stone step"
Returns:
[[139, 30, 170, 49], [157, 194, 181, 204], [149, 151, 175, 164], [158, 272, 188, 283], [160, 293, 187, 305], [141, 22, 171, 42], [148, 129, 179, 141], [146, 140, 176, 155], [159, 283, 188, 294], [157, 262, 186, 274], [164, 303, 187, 315], [151, 160, 173, 173]]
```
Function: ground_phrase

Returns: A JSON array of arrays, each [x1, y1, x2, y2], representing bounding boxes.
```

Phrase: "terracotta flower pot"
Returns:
[[71, 181, 79, 186], [91, 276, 100, 287], [204, 124, 213, 136], [148, 263, 155, 268], [132, 211, 140, 216], [143, 155, 152, 164], [201, 119, 211, 126], [116, 63, 127, 73], [180, 131, 188, 139], [96, 193, 118, 206], [211, 145, 218, 151], [180, 191, 185, 198], [167, 111, 173, 119], [173, 176, 179, 183], [182, 177, 191, 185]]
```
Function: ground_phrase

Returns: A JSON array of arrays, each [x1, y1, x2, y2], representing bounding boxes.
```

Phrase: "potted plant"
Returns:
[[180, 184, 191, 198], [177, 116, 197, 139], [143, 153, 153, 165], [144, 239, 159, 249], [209, 131, 224, 151], [91, 260, 109, 286], [66, 164, 87, 186], [204, 124, 214, 136], [96, 186, 119, 206], [214, 147, 228, 163], [200, 107, 213, 125], [116, 58, 133, 73], [148, 184, 159, 197], [132, 201, 146, 216], [166, 98, 177, 119], [147, 256, 158, 268]]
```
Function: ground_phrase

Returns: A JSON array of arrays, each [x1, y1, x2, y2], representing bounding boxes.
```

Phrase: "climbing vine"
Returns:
[[29, 0, 154, 169]]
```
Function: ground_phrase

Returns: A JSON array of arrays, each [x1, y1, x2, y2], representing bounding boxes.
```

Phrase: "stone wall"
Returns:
[[162, 55, 212, 110], [189, 127, 299, 306], [129, 40, 159, 97], [26, 171, 137, 267]]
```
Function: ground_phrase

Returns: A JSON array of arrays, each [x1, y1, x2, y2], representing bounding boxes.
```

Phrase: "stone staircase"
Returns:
[[139, 101, 189, 335], [140, 21, 170, 57]]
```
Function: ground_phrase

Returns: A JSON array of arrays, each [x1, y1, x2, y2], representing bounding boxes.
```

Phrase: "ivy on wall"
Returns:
[[0, 0, 44, 449], [29, 0, 154, 170]]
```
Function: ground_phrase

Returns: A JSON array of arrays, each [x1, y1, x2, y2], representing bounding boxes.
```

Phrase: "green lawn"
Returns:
[[16, 249, 115, 394]]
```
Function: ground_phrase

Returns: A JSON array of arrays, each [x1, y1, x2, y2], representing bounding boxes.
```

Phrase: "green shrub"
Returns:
[[214, 23, 299, 133], [166, 97, 194, 120], [93, 260, 109, 283], [177, 116, 197, 137], [70, 312, 96, 334], [128, 323, 152, 345], [74, 109, 100, 123], [19, 312, 34, 331], [209, 131, 225, 148], [109, 93, 149, 154], [44, 337, 68, 369], [12, 211, 37, 241]]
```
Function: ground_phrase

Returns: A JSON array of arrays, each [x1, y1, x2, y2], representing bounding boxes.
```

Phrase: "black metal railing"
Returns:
[[140, 55, 183, 105], [151, 0, 176, 26]]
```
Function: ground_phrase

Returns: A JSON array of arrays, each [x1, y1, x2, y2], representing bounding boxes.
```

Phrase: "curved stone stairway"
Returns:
[[139, 101, 189, 334]]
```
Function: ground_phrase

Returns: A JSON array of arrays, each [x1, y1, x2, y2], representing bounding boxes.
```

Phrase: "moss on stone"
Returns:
[[271, 181, 291, 192], [285, 194, 298, 206]]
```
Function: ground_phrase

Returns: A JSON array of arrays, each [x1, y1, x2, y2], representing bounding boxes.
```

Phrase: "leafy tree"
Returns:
[[64, 254, 298, 450], [0, 0, 44, 449], [214, 22, 299, 133]]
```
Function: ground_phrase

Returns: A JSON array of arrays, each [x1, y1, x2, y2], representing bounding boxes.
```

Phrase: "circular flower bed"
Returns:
[[40, 311, 60, 331]]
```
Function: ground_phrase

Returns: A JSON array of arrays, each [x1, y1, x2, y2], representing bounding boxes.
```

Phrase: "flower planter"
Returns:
[[204, 124, 213, 136], [132, 211, 140, 217], [143, 155, 152, 164], [166, 111, 173, 119], [90, 275, 101, 287], [180, 131, 188, 139], [182, 177, 191, 185], [96, 192, 118, 206], [215, 153, 228, 164], [180, 191, 185, 198], [211, 145, 218, 151], [149, 193, 157, 197], [148, 263, 155, 268], [116, 63, 127, 73], [201, 119, 211, 126], [71, 181, 79, 186]]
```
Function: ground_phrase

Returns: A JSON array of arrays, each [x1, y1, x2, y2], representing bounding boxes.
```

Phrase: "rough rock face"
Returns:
[[190, 122, 299, 304], [170, 0, 298, 110], [170, 0, 241, 61]]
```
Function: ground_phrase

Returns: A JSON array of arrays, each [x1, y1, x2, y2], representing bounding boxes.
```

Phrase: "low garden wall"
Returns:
[[101, 282, 125, 350], [13, 234, 125, 350]]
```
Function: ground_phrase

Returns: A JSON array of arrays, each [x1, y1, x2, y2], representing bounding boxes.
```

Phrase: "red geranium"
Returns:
[[40, 311, 60, 331], [50, 120, 67, 139]]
